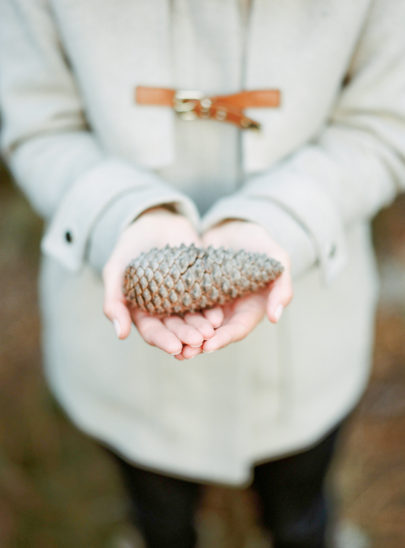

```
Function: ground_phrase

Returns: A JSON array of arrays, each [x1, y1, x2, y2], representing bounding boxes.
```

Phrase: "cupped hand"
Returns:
[[102, 208, 223, 355], [188, 220, 293, 356]]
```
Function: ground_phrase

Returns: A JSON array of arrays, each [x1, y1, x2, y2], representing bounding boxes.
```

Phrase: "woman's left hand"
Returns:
[[179, 220, 293, 359]]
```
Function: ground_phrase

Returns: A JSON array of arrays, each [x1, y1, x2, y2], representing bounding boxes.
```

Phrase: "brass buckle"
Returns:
[[173, 90, 209, 121]]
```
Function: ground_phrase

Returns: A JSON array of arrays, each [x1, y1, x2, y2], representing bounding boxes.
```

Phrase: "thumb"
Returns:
[[102, 263, 132, 339], [266, 270, 293, 324]]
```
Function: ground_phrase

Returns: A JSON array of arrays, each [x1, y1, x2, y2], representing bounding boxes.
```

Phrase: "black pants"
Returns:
[[110, 426, 340, 548]]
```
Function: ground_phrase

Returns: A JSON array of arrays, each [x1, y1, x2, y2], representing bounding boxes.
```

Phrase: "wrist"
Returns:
[[212, 217, 247, 228], [136, 204, 179, 219], [131, 204, 194, 238]]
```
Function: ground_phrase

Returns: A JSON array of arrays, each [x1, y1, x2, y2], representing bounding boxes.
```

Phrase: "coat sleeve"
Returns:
[[0, 0, 199, 273], [201, 0, 405, 283]]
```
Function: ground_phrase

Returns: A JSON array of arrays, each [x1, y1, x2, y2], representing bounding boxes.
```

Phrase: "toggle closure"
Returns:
[[135, 86, 281, 130]]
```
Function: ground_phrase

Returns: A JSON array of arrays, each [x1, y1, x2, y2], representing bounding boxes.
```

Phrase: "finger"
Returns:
[[132, 310, 183, 355], [103, 264, 132, 340], [202, 324, 245, 353], [181, 345, 203, 359], [162, 316, 204, 347], [203, 295, 265, 352], [203, 307, 224, 328], [184, 313, 215, 339], [266, 271, 293, 324], [174, 354, 185, 361]]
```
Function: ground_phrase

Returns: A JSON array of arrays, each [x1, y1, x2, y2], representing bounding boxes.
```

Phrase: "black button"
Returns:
[[65, 231, 73, 243]]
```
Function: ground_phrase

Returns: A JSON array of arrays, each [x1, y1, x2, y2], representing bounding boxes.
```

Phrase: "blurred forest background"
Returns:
[[1, 161, 405, 548]]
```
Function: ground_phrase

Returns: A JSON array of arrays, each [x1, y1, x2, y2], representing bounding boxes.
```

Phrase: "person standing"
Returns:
[[1, 1, 405, 546]]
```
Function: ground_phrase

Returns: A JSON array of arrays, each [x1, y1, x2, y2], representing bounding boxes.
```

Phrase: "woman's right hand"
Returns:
[[102, 208, 223, 357]]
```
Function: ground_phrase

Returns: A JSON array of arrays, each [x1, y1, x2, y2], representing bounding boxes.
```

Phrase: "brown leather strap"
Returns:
[[135, 86, 281, 130], [210, 89, 281, 109], [136, 86, 176, 106]]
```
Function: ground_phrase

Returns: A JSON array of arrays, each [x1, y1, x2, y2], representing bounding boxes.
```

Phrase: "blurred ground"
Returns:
[[1, 163, 405, 548]]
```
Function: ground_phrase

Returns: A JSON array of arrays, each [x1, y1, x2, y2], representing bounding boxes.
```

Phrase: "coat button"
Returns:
[[65, 230, 73, 243]]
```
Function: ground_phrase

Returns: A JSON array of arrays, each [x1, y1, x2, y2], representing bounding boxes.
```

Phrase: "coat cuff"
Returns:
[[41, 158, 200, 271], [202, 171, 347, 283]]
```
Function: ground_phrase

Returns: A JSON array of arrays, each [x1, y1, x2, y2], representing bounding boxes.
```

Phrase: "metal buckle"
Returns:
[[173, 90, 207, 121]]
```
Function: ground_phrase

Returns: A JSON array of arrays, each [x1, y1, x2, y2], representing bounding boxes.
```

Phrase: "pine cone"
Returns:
[[123, 244, 283, 316]]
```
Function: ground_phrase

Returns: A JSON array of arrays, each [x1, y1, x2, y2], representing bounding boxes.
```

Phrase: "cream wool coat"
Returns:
[[1, 0, 405, 485]]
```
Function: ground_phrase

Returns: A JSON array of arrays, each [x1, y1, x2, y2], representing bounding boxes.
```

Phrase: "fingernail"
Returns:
[[274, 304, 284, 322], [169, 348, 183, 355], [113, 318, 121, 338]]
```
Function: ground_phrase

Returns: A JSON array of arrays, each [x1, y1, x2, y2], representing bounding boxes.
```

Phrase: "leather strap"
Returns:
[[135, 86, 281, 130]]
